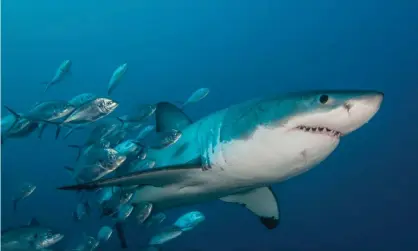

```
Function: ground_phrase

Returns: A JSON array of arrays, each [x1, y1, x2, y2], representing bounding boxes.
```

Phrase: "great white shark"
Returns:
[[58, 90, 383, 240]]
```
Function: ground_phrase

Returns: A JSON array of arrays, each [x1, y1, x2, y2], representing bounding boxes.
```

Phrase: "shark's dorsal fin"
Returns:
[[28, 217, 40, 226], [220, 187, 279, 229], [155, 102, 192, 133]]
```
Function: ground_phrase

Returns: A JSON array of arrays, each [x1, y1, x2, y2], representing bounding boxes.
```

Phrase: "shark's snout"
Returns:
[[338, 91, 383, 135]]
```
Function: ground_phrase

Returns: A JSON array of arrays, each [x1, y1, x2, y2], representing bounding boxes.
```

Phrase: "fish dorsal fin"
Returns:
[[28, 217, 40, 226], [155, 102, 192, 133], [220, 187, 279, 230], [64, 166, 74, 174]]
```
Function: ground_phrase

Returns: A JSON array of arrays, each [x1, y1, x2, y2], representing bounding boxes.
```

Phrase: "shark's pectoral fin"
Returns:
[[220, 186, 279, 229], [57, 164, 201, 191], [155, 102, 193, 133]]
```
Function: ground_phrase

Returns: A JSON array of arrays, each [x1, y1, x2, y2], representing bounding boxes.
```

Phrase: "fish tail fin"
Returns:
[[42, 82, 51, 93], [63, 126, 79, 140], [38, 123, 48, 139], [39, 120, 63, 139], [116, 117, 125, 127], [64, 166, 75, 176], [68, 145, 82, 161], [63, 128, 75, 140], [114, 222, 128, 249], [72, 212, 79, 222], [131, 140, 146, 149], [173, 100, 184, 107], [55, 124, 62, 139], [84, 200, 91, 215]]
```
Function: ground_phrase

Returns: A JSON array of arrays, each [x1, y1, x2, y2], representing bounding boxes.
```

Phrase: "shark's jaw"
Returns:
[[212, 91, 384, 185], [285, 91, 384, 137]]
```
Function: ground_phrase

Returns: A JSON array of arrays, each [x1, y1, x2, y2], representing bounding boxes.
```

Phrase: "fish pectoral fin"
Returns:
[[67, 145, 83, 161], [38, 123, 48, 139], [64, 166, 75, 175], [155, 102, 193, 133], [220, 186, 280, 230], [3, 105, 21, 120], [57, 164, 201, 191]]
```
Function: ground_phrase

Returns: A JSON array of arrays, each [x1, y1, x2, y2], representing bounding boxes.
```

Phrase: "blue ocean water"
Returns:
[[2, 0, 418, 250]]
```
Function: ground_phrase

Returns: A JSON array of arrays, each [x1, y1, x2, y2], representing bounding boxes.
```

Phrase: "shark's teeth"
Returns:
[[295, 126, 342, 138]]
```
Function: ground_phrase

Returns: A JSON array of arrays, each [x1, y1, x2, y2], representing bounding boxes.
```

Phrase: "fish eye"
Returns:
[[319, 94, 329, 104]]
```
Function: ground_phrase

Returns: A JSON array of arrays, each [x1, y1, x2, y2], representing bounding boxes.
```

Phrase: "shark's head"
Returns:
[[279, 90, 384, 137], [217, 90, 383, 182]]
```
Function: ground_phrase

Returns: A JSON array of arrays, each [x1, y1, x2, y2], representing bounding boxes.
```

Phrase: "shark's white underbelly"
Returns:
[[131, 124, 340, 211]]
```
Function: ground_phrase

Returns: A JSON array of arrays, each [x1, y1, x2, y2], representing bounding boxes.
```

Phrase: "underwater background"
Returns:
[[2, 0, 418, 250]]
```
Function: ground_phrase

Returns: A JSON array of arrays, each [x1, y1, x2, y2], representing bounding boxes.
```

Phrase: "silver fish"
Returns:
[[73, 201, 90, 222], [117, 104, 156, 130], [1, 218, 63, 250], [1, 113, 38, 143], [97, 226, 113, 242], [69, 93, 97, 107], [182, 88, 209, 108], [136, 125, 155, 140], [107, 63, 128, 95], [136, 202, 153, 224], [149, 226, 183, 245], [115, 203, 134, 222], [12, 183, 36, 212], [146, 212, 166, 228], [65, 148, 126, 183], [95, 187, 114, 205], [43, 59, 72, 92], [26, 100, 75, 122], [173, 211, 205, 231], [64, 98, 119, 124]]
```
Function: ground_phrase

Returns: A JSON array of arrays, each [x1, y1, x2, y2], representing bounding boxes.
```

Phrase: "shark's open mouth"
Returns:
[[295, 125, 342, 138]]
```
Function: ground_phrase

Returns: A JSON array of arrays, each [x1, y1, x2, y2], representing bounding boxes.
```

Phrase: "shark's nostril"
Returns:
[[344, 103, 353, 111]]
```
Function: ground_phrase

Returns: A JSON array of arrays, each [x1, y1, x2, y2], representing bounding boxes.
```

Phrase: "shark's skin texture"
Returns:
[[59, 90, 384, 231], [128, 91, 383, 209]]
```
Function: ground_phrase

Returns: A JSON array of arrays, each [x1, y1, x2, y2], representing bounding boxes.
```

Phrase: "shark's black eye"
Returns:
[[319, 95, 329, 104]]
